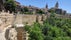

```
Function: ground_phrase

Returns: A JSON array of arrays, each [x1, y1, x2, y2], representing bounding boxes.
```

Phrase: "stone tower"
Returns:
[[45, 4, 48, 9], [55, 2, 59, 9], [45, 4, 48, 14]]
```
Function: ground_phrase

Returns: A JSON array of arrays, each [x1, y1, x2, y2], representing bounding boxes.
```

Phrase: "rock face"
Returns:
[[8, 28, 17, 40], [4, 25, 28, 40], [5, 27, 17, 40], [0, 25, 12, 40], [0, 31, 6, 40]]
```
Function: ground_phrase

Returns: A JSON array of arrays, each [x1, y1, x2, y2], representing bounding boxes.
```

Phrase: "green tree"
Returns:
[[36, 10, 44, 14], [24, 22, 44, 40], [4, 0, 16, 12], [23, 7, 29, 12]]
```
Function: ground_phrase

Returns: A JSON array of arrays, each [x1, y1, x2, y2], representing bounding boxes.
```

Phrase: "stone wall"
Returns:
[[0, 10, 71, 28], [0, 10, 14, 31], [0, 10, 47, 29], [0, 11, 47, 40], [15, 14, 47, 25]]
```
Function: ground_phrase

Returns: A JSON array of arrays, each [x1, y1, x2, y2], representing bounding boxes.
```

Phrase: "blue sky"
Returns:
[[16, 0, 71, 13]]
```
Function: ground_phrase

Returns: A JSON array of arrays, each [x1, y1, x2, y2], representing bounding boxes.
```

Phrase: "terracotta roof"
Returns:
[[14, 1, 20, 5]]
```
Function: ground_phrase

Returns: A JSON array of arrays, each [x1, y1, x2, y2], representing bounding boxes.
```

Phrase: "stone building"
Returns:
[[14, 1, 21, 12], [48, 2, 66, 15], [55, 2, 59, 9], [54, 2, 66, 15], [41, 4, 48, 14], [55, 2, 66, 15]]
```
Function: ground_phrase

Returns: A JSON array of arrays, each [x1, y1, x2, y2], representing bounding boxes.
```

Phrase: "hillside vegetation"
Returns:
[[24, 13, 71, 40]]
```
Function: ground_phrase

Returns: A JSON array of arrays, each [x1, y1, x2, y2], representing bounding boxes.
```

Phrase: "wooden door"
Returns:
[[17, 27, 27, 40]]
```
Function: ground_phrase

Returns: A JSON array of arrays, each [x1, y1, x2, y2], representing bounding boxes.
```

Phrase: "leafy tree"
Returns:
[[24, 22, 44, 40], [4, 0, 16, 12], [23, 7, 29, 12], [36, 10, 45, 14]]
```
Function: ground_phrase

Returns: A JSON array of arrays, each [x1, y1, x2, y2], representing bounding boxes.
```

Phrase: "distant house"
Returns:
[[14, 1, 21, 12]]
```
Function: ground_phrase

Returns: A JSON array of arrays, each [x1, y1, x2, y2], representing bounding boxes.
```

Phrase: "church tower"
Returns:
[[45, 4, 48, 9], [55, 2, 59, 9], [45, 4, 48, 14]]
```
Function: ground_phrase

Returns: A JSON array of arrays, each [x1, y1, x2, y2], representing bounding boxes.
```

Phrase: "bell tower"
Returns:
[[46, 4, 48, 9], [45, 4, 48, 14], [55, 1, 59, 9]]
